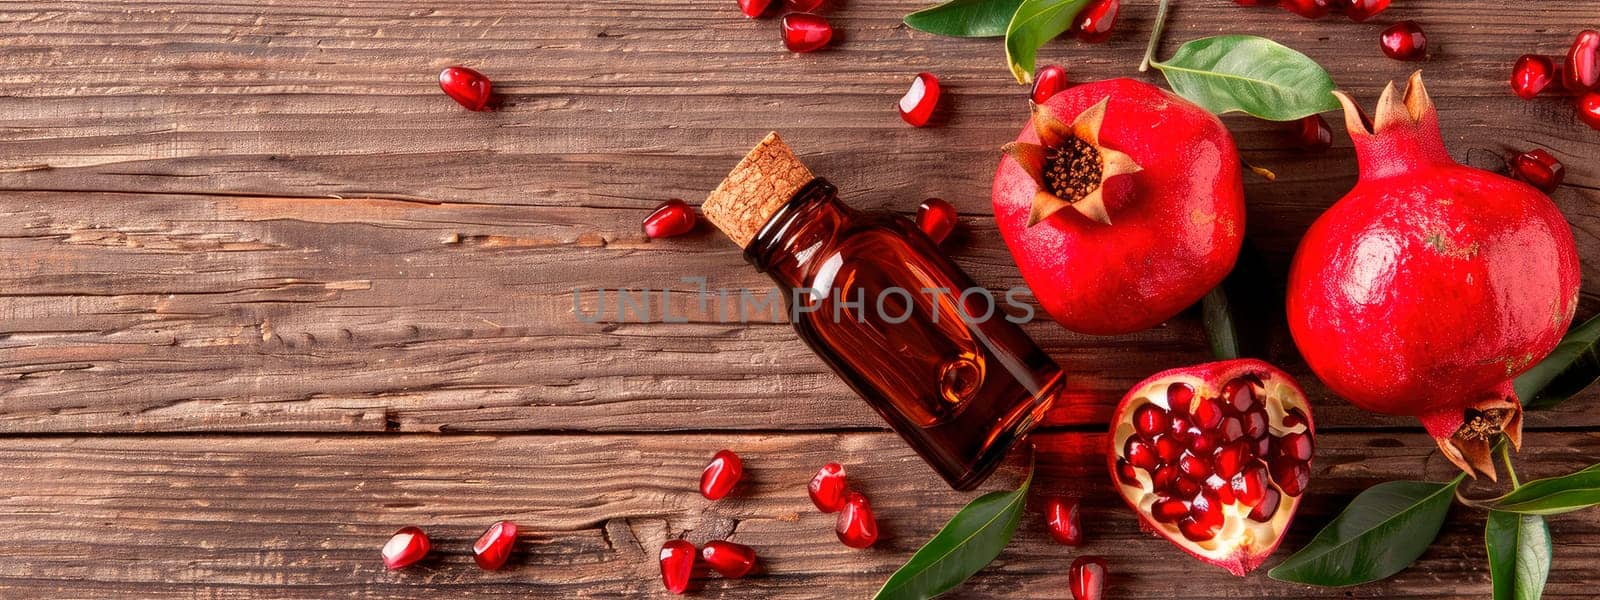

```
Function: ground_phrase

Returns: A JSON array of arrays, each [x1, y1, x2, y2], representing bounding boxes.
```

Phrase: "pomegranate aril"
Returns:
[[836, 492, 879, 548], [1166, 382, 1196, 414], [1152, 466, 1182, 493], [700, 449, 743, 501], [898, 72, 942, 128], [1074, 0, 1119, 44], [1178, 517, 1216, 542], [1232, 464, 1268, 506], [917, 198, 957, 244], [1187, 429, 1219, 455], [1167, 414, 1195, 440], [808, 462, 849, 513], [1214, 441, 1252, 478], [1566, 30, 1600, 91], [1172, 476, 1201, 498], [700, 540, 758, 578], [1223, 379, 1256, 413], [1510, 149, 1565, 194], [1242, 410, 1269, 439], [1205, 474, 1235, 505], [1293, 115, 1333, 152], [1069, 556, 1108, 600], [1046, 497, 1084, 545], [1125, 437, 1160, 470], [1249, 488, 1282, 522], [1579, 92, 1600, 130], [1133, 404, 1169, 439], [1178, 452, 1212, 479], [1189, 489, 1225, 530], [1115, 459, 1141, 486], [1191, 397, 1226, 429], [786, 0, 825, 12], [659, 540, 697, 594], [381, 526, 431, 570], [438, 66, 493, 112], [1254, 435, 1274, 458], [1271, 457, 1311, 497], [643, 199, 697, 238], [1512, 55, 1558, 100], [781, 13, 833, 53], [1278, 432, 1314, 462], [1341, 0, 1388, 22], [1281, 408, 1308, 429], [1152, 497, 1189, 523], [1031, 65, 1069, 104], [472, 520, 518, 571], [1155, 435, 1185, 463], [738, 0, 772, 18], [1220, 417, 1245, 441], [1280, 0, 1331, 19], [1380, 21, 1427, 61]]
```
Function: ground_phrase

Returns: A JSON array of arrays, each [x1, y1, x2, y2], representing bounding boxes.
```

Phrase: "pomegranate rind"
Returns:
[[1107, 359, 1313, 576]]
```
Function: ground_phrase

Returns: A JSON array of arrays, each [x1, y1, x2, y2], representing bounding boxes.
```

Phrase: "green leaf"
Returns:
[[1269, 477, 1462, 587], [1202, 287, 1239, 361], [1149, 35, 1340, 121], [873, 467, 1033, 600], [1515, 312, 1600, 411], [1486, 511, 1552, 600], [1492, 466, 1600, 516], [905, 0, 1026, 38], [1003, 0, 1093, 84]]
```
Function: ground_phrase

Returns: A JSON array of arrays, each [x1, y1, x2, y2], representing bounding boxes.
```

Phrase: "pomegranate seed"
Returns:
[[1075, 0, 1120, 44], [1280, 0, 1331, 19], [781, 13, 833, 53], [1580, 91, 1600, 130], [786, 0, 825, 12], [1188, 429, 1220, 455], [1293, 115, 1333, 152], [738, 0, 772, 18], [1178, 452, 1212, 479], [1166, 383, 1195, 414], [1380, 21, 1427, 61], [1566, 30, 1600, 91], [1282, 408, 1308, 429], [1191, 397, 1225, 429], [1242, 410, 1269, 439], [1214, 441, 1252, 478], [1031, 65, 1069, 104], [917, 198, 957, 243], [381, 526, 431, 570], [1046, 497, 1083, 545], [1220, 417, 1245, 441], [1232, 464, 1268, 506], [1069, 556, 1108, 600], [1189, 489, 1225, 530], [1512, 55, 1558, 100], [1167, 414, 1195, 440], [438, 66, 493, 112], [1223, 379, 1255, 413], [1510, 149, 1566, 193], [472, 520, 518, 571], [1154, 435, 1184, 463], [1151, 498, 1188, 523], [659, 540, 697, 594], [1172, 476, 1201, 498], [1125, 437, 1159, 470], [1178, 517, 1216, 542], [808, 462, 849, 513], [898, 72, 942, 128], [700, 540, 758, 578], [643, 199, 697, 239], [1342, 0, 1388, 21], [1152, 466, 1182, 492], [1278, 432, 1314, 462], [1115, 460, 1141, 486], [836, 492, 879, 548], [700, 449, 743, 501], [1249, 488, 1282, 521], [1271, 457, 1311, 497], [1205, 474, 1236, 504], [1133, 404, 1169, 439]]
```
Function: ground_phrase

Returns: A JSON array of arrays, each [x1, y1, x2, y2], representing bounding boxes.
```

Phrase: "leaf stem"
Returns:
[[1500, 441, 1521, 489], [1139, 0, 1173, 72]]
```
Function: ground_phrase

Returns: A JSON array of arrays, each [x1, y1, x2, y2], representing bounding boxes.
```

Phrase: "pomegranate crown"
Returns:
[[1331, 71, 1454, 177], [1001, 98, 1142, 226]]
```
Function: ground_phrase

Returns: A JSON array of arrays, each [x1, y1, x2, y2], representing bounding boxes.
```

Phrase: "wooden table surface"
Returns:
[[3, 0, 1600, 598]]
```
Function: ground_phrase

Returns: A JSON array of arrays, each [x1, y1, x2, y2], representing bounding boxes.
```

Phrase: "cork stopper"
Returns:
[[703, 132, 815, 248]]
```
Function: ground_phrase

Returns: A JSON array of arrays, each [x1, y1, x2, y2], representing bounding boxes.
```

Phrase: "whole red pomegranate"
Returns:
[[1108, 359, 1314, 576], [1287, 72, 1581, 478], [994, 79, 1245, 335]]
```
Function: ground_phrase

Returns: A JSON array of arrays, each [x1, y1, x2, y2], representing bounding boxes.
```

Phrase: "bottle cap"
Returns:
[[703, 132, 814, 249]]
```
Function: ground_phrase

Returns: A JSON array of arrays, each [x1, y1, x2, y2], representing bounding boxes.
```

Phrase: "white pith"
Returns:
[[1111, 371, 1311, 565]]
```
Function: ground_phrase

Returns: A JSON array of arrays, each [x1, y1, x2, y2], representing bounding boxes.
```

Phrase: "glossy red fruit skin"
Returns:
[[738, 0, 772, 18], [472, 520, 517, 571], [786, 0, 825, 12], [1046, 497, 1083, 545], [836, 492, 879, 548], [1380, 21, 1427, 61], [700, 540, 758, 578], [1510, 149, 1565, 193], [1288, 74, 1579, 476], [1565, 30, 1600, 91], [1341, 0, 1388, 22], [438, 66, 492, 111], [1075, 0, 1120, 44], [643, 199, 697, 238], [1512, 55, 1558, 100], [808, 462, 848, 513], [917, 198, 958, 244], [659, 540, 697, 594], [1031, 65, 1069, 104], [1069, 556, 1108, 600], [1280, 0, 1330, 19], [1579, 92, 1600, 130], [1293, 115, 1332, 152], [781, 13, 832, 53], [898, 72, 941, 127], [993, 79, 1245, 335], [700, 449, 743, 500], [381, 526, 430, 570]]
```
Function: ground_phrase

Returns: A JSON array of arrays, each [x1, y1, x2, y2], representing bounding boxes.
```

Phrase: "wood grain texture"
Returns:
[[2, 0, 1600, 597]]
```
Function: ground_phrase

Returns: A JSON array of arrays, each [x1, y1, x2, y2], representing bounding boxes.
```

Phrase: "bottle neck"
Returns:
[[745, 178, 850, 290]]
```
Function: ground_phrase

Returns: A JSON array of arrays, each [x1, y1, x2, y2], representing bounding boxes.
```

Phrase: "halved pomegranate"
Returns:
[[1107, 359, 1314, 576]]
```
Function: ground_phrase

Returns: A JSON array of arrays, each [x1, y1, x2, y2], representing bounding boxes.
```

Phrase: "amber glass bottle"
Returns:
[[704, 133, 1063, 489]]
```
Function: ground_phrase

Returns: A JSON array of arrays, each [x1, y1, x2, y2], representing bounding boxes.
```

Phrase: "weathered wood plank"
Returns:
[[0, 431, 1593, 598]]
